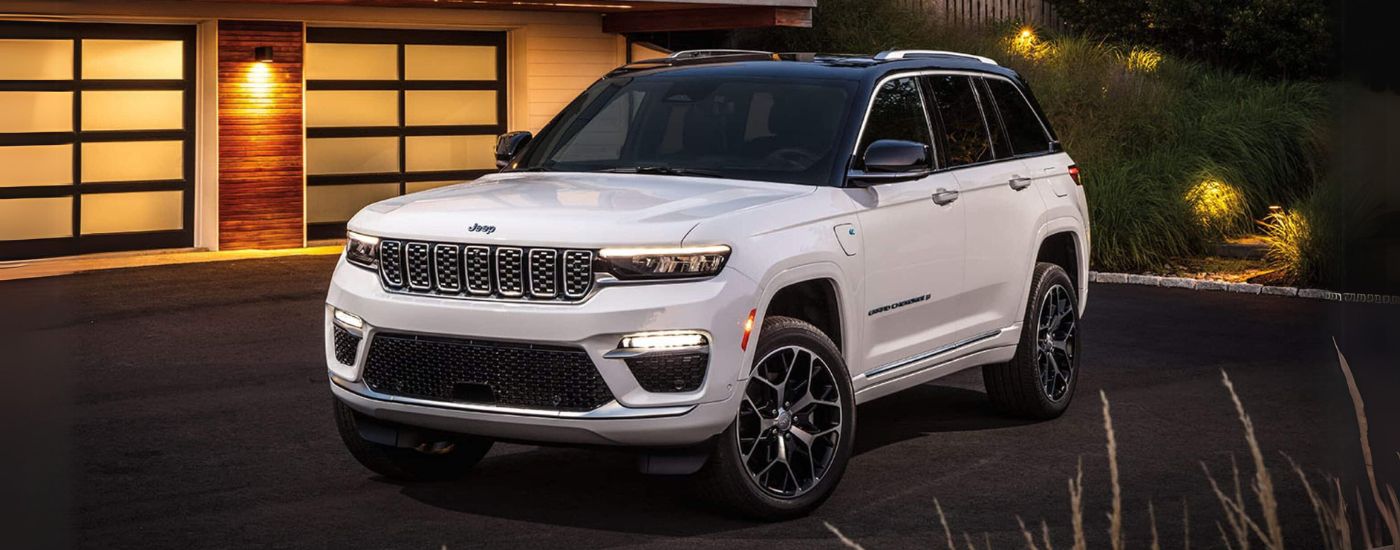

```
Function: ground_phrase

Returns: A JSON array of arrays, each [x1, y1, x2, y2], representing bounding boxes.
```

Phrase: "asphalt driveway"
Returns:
[[3, 256, 1396, 549]]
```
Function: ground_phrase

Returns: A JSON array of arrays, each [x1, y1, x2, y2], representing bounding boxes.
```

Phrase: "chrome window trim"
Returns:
[[848, 70, 1056, 181]]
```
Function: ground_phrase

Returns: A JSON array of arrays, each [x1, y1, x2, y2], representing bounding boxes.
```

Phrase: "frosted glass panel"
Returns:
[[406, 135, 496, 172], [81, 191, 183, 234], [308, 183, 399, 223], [307, 90, 398, 127], [406, 180, 467, 194], [82, 40, 183, 80], [82, 141, 183, 183], [0, 145, 71, 187], [0, 92, 72, 133], [0, 40, 73, 80], [307, 137, 398, 175], [406, 91, 496, 126], [306, 43, 397, 80], [82, 91, 183, 131], [404, 45, 495, 80], [0, 197, 71, 241]]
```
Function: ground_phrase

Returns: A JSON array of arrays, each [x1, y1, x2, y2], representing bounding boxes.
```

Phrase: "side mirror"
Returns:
[[495, 131, 533, 169], [864, 139, 930, 172], [847, 139, 932, 186]]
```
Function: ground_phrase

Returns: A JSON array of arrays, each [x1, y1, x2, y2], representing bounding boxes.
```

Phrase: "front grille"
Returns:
[[332, 325, 361, 366], [378, 239, 595, 302], [362, 333, 615, 412], [626, 352, 709, 393]]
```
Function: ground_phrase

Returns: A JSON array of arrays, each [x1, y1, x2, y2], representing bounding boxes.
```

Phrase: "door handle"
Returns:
[[931, 188, 959, 205], [1009, 176, 1032, 191]]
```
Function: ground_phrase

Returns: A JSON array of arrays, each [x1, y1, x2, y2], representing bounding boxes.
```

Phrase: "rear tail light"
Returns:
[[1067, 164, 1082, 186]]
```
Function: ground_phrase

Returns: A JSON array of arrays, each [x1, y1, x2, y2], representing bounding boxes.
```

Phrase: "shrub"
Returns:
[[1051, 0, 1335, 80], [733, 0, 1332, 273]]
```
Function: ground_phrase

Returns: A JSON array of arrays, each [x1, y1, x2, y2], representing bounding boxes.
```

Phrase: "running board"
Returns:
[[861, 330, 1003, 379]]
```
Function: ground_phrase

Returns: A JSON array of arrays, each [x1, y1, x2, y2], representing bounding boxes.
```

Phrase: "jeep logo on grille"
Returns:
[[467, 223, 496, 235]]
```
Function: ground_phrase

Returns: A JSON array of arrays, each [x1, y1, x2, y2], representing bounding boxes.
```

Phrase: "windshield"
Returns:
[[513, 75, 858, 186]]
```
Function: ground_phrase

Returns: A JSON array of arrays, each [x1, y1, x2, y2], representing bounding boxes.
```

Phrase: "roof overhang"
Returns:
[[194, 0, 815, 31]]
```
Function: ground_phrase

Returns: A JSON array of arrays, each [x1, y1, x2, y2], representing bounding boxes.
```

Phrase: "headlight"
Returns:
[[598, 244, 730, 280], [345, 231, 379, 270]]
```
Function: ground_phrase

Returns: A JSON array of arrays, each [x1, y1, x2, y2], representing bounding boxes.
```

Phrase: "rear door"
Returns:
[[927, 74, 1044, 337], [855, 76, 967, 377]]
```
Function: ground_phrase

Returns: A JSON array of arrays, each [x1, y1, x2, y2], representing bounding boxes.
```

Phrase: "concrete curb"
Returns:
[[1088, 271, 1399, 305]]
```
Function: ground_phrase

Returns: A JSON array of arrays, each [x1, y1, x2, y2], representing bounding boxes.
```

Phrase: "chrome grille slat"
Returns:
[[433, 244, 462, 292], [464, 246, 492, 295], [379, 239, 594, 302], [495, 247, 525, 297], [528, 248, 559, 298], [379, 240, 405, 288], [563, 250, 593, 298], [405, 242, 433, 290]]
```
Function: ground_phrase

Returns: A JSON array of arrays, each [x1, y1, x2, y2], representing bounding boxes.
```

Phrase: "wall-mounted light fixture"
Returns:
[[253, 46, 274, 63]]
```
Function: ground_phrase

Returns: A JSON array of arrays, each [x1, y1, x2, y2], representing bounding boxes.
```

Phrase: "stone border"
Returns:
[[1088, 271, 1400, 305]]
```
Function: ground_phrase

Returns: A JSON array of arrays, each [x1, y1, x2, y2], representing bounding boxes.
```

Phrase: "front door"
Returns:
[[854, 76, 967, 378]]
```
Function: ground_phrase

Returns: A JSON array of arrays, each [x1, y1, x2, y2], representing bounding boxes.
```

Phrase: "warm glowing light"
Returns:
[[1009, 27, 1053, 61], [1125, 48, 1163, 73], [740, 309, 756, 351], [1186, 179, 1248, 236], [243, 61, 273, 101]]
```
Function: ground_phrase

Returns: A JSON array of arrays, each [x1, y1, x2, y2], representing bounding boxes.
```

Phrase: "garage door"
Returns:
[[305, 28, 507, 240], [0, 22, 195, 261]]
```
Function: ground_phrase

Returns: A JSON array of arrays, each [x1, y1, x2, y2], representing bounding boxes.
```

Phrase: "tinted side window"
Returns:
[[857, 77, 931, 168], [977, 78, 1013, 160], [986, 78, 1051, 156], [926, 75, 992, 167]]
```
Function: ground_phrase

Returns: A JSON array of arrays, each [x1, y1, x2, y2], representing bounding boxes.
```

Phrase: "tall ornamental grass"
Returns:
[[735, 0, 1332, 274]]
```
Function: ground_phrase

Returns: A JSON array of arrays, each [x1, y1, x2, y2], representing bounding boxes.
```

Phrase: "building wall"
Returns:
[[0, 0, 627, 252], [217, 20, 305, 250]]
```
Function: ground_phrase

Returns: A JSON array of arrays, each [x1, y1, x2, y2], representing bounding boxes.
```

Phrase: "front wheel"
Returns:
[[692, 316, 855, 521], [984, 262, 1080, 419]]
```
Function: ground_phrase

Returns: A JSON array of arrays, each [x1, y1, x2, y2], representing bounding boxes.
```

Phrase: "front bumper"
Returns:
[[324, 256, 758, 446]]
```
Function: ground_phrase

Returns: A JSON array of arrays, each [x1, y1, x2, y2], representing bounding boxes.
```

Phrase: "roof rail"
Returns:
[[873, 50, 998, 65], [668, 49, 775, 60]]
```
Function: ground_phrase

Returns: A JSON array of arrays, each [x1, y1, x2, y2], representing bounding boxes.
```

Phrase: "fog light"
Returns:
[[333, 309, 364, 329], [619, 331, 708, 350]]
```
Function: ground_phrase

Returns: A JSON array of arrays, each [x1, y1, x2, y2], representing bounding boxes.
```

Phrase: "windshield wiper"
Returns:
[[600, 165, 724, 178]]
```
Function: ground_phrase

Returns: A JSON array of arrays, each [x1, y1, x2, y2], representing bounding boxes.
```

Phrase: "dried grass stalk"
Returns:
[[1101, 390, 1124, 550], [824, 521, 864, 550], [937, 498, 957, 550]]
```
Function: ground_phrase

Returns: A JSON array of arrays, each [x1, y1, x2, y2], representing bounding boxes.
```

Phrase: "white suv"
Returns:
[[325, 49, 1089, 519]]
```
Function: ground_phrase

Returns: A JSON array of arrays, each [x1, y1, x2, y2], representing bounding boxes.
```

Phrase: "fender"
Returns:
[[1019, 217, 1089, 317], [739, 261, 859, 381]]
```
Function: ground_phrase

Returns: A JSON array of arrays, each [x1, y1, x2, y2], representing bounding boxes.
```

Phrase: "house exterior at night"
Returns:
[[0, 0, 814, 261]]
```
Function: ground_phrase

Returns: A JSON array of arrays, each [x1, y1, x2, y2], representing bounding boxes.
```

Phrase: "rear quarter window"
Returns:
[[985, 78, 1052, 156]]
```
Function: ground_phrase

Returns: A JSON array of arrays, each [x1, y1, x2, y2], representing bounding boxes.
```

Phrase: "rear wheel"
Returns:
[[693, 316, 855, 521], [333, 398, 494, 481], [984, 262, 1080, 419]]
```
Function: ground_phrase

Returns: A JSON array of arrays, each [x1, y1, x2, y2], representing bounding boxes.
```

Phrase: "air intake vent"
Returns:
[[377, 239, 595, 302]]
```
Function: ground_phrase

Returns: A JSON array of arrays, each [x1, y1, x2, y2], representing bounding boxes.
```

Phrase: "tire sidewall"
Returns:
[[715, 317, 856, 517], [1021, 264, 1080, 414]]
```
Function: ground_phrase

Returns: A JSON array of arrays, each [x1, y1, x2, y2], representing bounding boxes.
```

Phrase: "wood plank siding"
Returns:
[[217, 20, 305, 250], [521, 16, 624, 132]]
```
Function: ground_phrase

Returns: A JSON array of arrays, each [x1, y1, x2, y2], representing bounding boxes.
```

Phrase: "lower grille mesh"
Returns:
[[362, 333, 614, 412], [333, 325, 361, 366], [626, 352, 709, 393]]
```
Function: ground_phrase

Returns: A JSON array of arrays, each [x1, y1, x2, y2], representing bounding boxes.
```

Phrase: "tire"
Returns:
[[984, 262, 1081, 419], [692, 316, 856, 521], [333, 398, 494, 482]]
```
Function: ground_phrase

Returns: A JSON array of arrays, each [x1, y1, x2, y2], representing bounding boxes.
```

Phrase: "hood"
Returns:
[[347, 172, 815, 247]]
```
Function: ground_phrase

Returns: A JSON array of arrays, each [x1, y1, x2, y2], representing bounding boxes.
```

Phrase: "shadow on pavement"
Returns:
[[394, 381, 1032, 535]]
